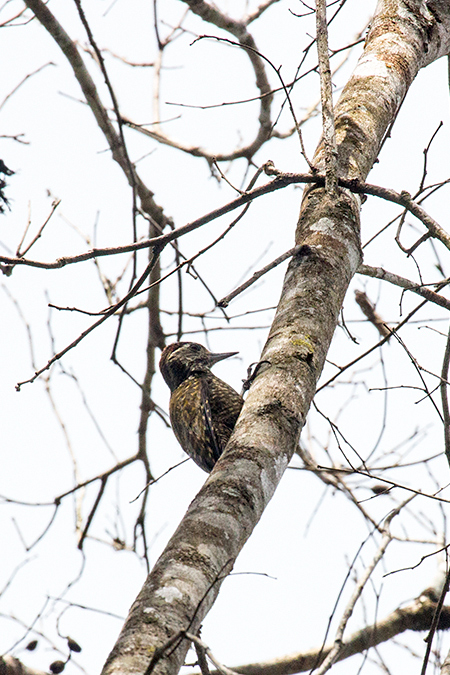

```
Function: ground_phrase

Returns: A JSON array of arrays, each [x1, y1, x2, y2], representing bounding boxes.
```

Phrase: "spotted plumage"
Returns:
[[159, 342, 243, 472]]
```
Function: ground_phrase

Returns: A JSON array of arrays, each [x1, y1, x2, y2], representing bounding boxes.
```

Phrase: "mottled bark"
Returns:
[[101, 2, 450, 675]]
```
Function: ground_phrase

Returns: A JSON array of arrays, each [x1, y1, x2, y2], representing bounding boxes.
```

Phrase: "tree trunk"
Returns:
[[101, 2, 450, 674]]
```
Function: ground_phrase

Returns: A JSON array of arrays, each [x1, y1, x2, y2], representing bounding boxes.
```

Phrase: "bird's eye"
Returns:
[[191, 344, 202, 352]]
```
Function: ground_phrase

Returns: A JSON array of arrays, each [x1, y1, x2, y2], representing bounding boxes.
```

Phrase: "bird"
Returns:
[[159, 342, 243, 473]]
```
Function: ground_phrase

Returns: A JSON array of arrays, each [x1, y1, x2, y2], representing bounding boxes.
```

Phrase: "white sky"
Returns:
[[1, 1, 450, 674]]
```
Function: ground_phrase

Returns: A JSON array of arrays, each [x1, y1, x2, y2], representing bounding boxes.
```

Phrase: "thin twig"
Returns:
[[420, 567, 450, 675], [314, 495, 416, 675], [77, 477, 107, 549], [193, 632, 211, 675], [185, 633, 240, 675], [17, 200, 61, 257], [440, 323, 450, 469], [16, 251, 162, 389], [218, 245, 302, 307], [315, 0, 338, 192], [0, 62, 54, 112], [195, 34, 313, 168]]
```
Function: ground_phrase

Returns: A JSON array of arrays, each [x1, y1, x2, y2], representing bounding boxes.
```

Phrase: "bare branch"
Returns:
[[198, 584, 450, 675], [218, 245, 302, 307], [2, 174, 450, 273], [186, 633, 240, 675], [440, 323, 450, 468], [354, 289, 391, 338], [0, 62, 55, 112], [138, 0, 274, 162], [315, 495, 415, 674], [358, 264, 450, 311], [16, 252, 161, 389], [22, 0, 169, 228], [315, 0, 338, 192]]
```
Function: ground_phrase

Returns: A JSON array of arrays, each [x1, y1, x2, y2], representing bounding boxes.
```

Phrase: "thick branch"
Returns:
[[101, 187, 363, 675], [312, 0, 450, 180]]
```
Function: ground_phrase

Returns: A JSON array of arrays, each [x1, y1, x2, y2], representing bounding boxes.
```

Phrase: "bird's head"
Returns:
[[159, 342, 238, 391]]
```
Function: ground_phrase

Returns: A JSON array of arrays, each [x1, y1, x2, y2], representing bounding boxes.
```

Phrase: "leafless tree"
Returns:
[[2, 2, 450, 675]]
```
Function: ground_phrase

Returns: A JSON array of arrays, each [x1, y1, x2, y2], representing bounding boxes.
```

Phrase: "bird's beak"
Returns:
[[209, 351, 238, 365]]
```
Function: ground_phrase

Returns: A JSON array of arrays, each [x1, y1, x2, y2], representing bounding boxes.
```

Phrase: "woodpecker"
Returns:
[[159, 342, 243, 472]]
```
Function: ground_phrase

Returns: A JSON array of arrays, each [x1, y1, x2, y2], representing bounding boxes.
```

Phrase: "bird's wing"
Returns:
[[208, 379, 243, 435], [200, 378, 222, 464]]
